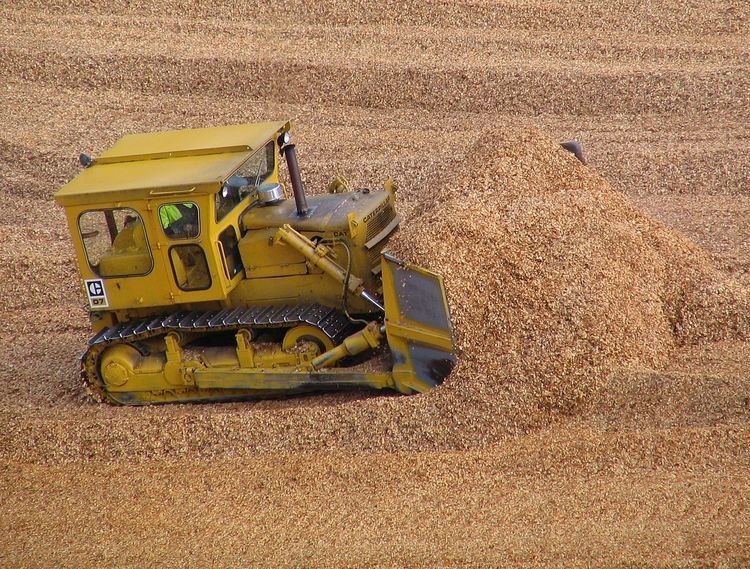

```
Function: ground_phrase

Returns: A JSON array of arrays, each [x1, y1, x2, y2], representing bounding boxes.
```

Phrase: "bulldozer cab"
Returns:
[[54, 122, 289, 314]]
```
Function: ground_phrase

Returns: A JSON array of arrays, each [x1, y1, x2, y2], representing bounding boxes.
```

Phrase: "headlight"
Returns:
[[278, 131, 291, 146]]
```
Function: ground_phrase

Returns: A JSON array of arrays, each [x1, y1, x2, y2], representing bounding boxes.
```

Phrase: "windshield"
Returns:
[[216, 141, 275, 221]]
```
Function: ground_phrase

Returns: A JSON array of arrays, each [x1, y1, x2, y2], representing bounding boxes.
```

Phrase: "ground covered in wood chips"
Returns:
[[1, 1, 749, 567]]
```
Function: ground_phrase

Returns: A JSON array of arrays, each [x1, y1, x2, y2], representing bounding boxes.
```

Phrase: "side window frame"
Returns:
[[77, 207, 154, 278], [215, 140, 276, 222], [158, 201, 201, 240], [168, 243, 213, 292], [217, 225, 243, 280]]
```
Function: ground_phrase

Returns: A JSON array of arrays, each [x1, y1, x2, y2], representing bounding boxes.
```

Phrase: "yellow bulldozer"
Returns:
[[54, 121, 456, 405]]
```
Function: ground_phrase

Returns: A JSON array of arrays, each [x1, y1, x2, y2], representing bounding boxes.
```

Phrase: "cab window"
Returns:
[[218, 226, 242, 279], [159, 202, 199, 239], [169, 244, 211, 291], [78, 208, 152, 277], [216, 141, 275, 221]]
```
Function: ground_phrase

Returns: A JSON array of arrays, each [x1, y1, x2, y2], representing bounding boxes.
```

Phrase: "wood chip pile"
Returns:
[[390, 127, 750, 417]]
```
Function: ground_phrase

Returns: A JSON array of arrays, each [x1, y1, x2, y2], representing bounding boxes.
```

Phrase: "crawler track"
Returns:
[[81, 303, 359, 404]]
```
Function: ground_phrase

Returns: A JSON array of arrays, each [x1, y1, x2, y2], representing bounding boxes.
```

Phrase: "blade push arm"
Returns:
[[275, 224, 384, 310]]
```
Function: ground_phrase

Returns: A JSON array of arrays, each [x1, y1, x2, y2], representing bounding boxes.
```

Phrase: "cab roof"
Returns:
[[55, 121, 289, 207]]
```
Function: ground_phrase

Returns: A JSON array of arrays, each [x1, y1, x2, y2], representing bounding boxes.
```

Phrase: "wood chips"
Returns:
[[1, 1, 748, 566]]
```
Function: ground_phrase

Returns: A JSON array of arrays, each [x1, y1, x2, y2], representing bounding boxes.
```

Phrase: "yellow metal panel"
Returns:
[[55, 121, 291, 207], [228, 272, 371, 311], [62, 200, 176, 311], [381, 253, 456, 393], [99, 121, 290, 162], [61, 194, 240, 312], [194, 370, 394, 391], [54, 153, 250, 206], [246, 264, 308, 278], [239, 228, 307, 269]]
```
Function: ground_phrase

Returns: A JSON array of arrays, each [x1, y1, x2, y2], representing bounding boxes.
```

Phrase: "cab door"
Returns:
[[151, 195, 225, 305]]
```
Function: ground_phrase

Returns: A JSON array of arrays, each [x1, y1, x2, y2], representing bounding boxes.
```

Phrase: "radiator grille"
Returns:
[[367, 226, 398, 272], [368, 242, 384, 269], [365, 203, 396, 242]]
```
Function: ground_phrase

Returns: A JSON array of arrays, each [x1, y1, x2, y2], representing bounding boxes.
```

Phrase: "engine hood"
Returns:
[[242, 189, 393, 234]]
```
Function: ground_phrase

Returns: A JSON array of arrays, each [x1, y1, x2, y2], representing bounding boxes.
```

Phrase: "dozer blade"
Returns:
[[381, 252, 457, 393]]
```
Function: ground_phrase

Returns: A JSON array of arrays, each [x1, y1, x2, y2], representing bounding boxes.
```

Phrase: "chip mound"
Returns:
[[390, 127, 748, 419]]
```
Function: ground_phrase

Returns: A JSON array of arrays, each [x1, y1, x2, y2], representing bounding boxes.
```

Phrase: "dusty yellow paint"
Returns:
[[99, 121, 289, 162], [55, 121, 455, 405]]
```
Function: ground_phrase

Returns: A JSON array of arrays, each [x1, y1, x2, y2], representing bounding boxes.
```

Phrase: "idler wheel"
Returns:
[[282, 325, 334, 354], [99, 344, 141, 387]]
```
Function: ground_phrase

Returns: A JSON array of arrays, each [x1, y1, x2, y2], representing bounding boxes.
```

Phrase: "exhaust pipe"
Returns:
[[280, 140, 309, 216]]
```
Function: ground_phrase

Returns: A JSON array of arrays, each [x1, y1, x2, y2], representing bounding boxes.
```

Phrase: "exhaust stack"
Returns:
[[280, 140, 309, 216]]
